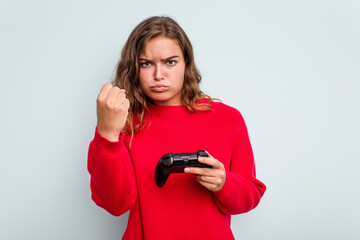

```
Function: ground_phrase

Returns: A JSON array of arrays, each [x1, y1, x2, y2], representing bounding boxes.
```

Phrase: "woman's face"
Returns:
[[139, 37, 186, 106]]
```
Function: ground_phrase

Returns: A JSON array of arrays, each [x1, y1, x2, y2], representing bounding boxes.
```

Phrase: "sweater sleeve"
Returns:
[[87, 127, 137, 216], [213, 113, 266, 215]]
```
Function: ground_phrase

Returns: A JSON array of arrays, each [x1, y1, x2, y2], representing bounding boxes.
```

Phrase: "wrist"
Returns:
[[96, 127, 120, 142]]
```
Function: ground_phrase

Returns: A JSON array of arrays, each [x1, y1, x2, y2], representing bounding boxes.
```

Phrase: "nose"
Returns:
[[154, 64, 164, 81]]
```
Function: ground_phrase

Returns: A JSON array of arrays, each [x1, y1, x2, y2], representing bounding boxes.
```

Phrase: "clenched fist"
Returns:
[[96, 83, 130, 142]]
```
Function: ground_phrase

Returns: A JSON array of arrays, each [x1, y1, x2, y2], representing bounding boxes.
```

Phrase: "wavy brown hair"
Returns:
[[113, 16, 218, 138]]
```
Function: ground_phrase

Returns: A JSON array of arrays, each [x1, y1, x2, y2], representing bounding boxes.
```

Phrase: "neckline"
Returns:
[[146, 99, 209, 117], [147, 102, 190, 116]]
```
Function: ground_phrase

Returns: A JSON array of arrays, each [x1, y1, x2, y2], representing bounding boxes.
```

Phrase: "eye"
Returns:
[[140, 61, 152, 67], [166, 60, 176, 66]]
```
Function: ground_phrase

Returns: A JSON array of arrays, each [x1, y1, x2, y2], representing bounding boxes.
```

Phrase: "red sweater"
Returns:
[[88, 100, 266, 240]]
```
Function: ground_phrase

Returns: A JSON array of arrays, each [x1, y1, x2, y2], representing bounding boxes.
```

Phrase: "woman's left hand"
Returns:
[[184, 152, 226, 192]]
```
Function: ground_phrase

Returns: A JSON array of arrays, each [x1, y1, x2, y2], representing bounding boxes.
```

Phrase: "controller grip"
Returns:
[[154, 150, 211, 187], [155, 161, 170, 187]]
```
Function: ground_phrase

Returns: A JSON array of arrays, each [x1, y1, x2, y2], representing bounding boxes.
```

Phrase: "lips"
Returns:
[[150, 85, 169, 92]]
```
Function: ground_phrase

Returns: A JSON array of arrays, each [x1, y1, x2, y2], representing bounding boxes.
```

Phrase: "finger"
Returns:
[[116, 90, 127, 103], [107, 86, 121, 99], [196, 175, 217, 184], [184, 167, 213, 176], [204, 150, 213, 158], [197, 180, 218, 192], [97, 83, 113, 101], [115, 96, 130, 112], [123, 98, 130, 110], [117, 88, 126, 96], [198, 156, 223, 169], [197, 174, 225, 187]]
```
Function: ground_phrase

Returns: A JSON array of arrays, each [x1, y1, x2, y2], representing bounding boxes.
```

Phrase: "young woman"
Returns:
[[88, 16, 266, 240]]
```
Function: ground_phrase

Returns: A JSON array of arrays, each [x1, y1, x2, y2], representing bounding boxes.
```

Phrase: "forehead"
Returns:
[[139, 37, 183, 59]]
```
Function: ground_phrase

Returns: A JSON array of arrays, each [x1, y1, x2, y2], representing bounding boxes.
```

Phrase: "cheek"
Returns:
[[169, 62, 183, 75], [139, 69, 150, 85], [138, 76, 147, 95], [174, 66, 185, 86], [139, 69, 145, 81]]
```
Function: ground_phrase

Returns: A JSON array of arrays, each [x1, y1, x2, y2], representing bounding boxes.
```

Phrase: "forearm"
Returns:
[[87, 128, 137, 216], [213, 171, 266, 215]]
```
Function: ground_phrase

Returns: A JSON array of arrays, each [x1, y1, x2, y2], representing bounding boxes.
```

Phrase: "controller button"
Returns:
[[163, 158, 171, 166]]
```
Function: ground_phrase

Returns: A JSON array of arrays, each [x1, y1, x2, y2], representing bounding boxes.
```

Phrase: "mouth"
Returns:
[[150, 85, 169, 92]]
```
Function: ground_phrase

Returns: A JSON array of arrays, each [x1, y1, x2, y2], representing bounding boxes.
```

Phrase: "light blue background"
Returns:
[[1, 0, 359, 239]]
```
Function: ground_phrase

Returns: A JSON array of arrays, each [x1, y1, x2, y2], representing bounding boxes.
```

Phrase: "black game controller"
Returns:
[[155, 150, 212, 187]]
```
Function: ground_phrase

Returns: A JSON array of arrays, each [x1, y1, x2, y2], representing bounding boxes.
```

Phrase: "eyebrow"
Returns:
[[139, 55, 179, 61]]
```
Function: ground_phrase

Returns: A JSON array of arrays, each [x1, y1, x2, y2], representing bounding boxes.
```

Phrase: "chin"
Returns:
[[149, 94, 170, 102]]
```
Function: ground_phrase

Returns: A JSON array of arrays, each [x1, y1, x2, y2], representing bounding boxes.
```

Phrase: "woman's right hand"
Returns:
[[96, 83, 130, 141]]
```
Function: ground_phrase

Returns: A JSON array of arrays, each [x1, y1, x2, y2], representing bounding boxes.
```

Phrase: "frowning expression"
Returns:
[[139, 37, 186, 106]]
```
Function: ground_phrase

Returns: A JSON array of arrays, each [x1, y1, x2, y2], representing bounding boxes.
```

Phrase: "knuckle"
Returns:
[[112, 104, 121, 112], [113, 87, 121, 94], [106, 100, 118, 110], [219, 173, 225, 180], [120, 103, 129, 112], [105, 100, 113, 108], [118, 107, 127, 114], [114, 104, 126, 113], [96, 95, 105, 104], [104, 82, 112, 88], [217, 163, 224, 169]]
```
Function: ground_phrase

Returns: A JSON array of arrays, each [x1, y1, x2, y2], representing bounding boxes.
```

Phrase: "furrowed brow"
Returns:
[[139, 58, 151, 61], [139, 56, 179, 62], [161, 55, 179, 61]]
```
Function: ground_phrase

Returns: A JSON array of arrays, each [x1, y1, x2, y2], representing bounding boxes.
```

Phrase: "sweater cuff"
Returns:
[[214, 170, 244, 202], [93, 127, 125, 151]]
